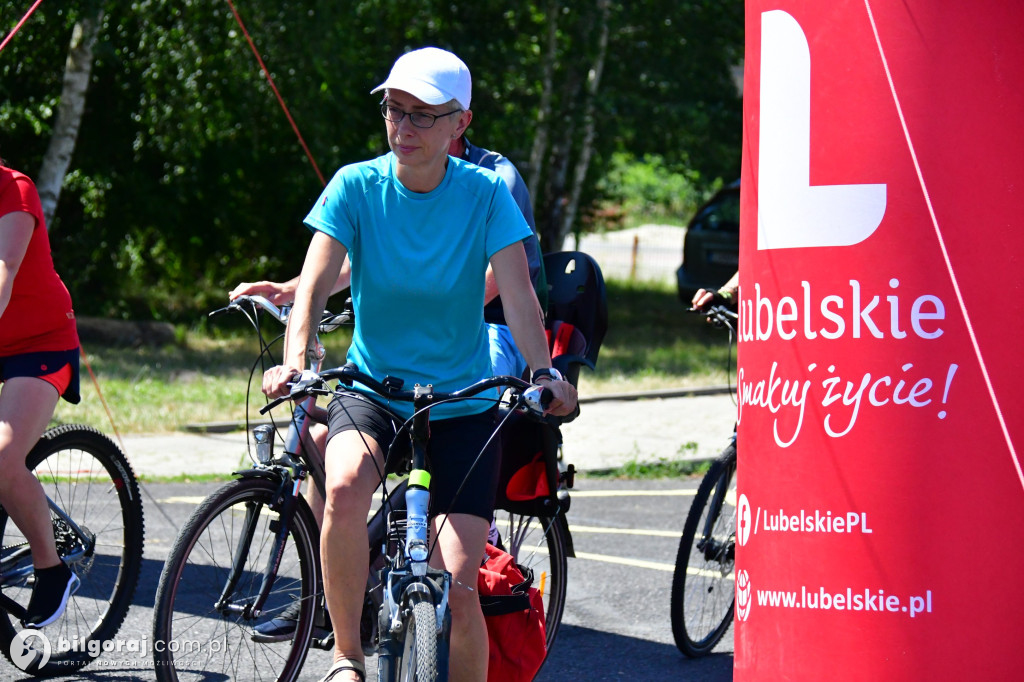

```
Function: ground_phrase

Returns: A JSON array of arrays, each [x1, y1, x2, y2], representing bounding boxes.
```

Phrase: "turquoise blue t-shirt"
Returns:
[[304, 153, 531, 420]]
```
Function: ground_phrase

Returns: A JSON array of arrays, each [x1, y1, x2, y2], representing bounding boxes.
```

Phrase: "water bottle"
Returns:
[[405, 485, 430, 576]]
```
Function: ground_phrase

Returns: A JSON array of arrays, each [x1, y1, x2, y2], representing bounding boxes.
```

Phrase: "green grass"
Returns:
[[577, 278, 737, 395], [55, 325, 354, 434], [584, 458, 712, 480], [54, 278, 736, 433]]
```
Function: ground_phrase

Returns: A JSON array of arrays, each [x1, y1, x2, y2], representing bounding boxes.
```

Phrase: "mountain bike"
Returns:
[[670, 303, 739, 657], [0, 425, 145, 675], [151, 295, 572, 682]]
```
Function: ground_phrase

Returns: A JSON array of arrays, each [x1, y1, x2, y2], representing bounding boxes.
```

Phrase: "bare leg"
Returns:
[[431, 513, 490, 682], [321, 430, 385, 680], [0, 377, 62, 568], [300, 422, 329, 527]]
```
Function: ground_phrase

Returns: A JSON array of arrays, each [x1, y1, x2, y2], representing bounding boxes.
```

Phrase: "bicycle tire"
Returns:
[[152, 476, 320, 682], [0, 424, 145, 676], [395, 598, 440, 682], [670, 442, 737, 657], [493, 510, 569, 654]]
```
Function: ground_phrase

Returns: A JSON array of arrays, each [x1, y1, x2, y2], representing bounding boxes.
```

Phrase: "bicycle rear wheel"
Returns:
[[152, 476, 320, 682], [671, 442, 737, 657], [493, 510, 569, 653], [0, 424, 145, 675]]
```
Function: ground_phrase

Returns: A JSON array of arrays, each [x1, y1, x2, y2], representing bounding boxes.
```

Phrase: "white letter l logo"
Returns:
[[758, 10, 887, 250]]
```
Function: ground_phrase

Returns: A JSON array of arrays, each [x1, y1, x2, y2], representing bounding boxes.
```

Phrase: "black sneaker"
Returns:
[[252, 600, 331, 643], [22, 562, 80, 629]]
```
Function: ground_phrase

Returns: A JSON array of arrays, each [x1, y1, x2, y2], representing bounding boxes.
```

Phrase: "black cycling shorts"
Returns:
[[327, 392, 501, 521], [0, 348, 81, 404]]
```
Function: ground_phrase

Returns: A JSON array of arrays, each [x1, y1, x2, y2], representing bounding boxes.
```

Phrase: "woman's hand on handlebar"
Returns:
[[692, 286, 737, 315], [691, 287, 717, 312], [538, 379, 577, 417], [263, 364, 301, 399], [693, 271, 739, 313], [230, 280, 295, 306]]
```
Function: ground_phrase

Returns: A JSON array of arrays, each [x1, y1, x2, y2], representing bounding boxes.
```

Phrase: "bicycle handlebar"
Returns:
[[209, 294, 350, 333], [210, 295, 287, 323], [260, 363, 553, 419], [690, 303, 738, 331]]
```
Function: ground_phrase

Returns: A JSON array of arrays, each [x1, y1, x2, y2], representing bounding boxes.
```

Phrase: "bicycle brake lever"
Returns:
[[208, 304, 234, 319], [521, 385, 553, 416], [259, 370, 324, 415], [289, 369, 323, 394]]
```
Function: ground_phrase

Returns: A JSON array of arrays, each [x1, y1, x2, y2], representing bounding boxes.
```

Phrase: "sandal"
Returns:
[[319, 657, 365, 682]]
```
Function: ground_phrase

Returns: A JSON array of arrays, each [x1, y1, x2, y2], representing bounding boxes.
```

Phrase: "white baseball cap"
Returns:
[[371, 47, 472, 110]]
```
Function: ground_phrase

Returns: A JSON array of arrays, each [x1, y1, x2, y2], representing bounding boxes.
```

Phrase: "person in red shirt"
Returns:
[[0, 160, 81, 628]]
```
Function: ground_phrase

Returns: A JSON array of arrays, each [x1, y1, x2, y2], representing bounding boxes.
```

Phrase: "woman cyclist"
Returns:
[[0, 159, 81, 627], [263, 48, 577, 682]]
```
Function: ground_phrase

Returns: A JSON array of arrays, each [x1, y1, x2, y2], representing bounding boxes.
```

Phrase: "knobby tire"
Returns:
[[396, 598, 440, 682]]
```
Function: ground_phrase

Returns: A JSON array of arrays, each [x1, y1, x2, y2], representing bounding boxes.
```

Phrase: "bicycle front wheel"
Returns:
[[670, 442, 737, 657], [0, 424, 145, 675], [493, 510, 569, 653], [396, 598, 441, 682], [153, 476, 320, 682]]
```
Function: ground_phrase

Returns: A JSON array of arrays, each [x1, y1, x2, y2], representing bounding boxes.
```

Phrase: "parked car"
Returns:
[[675, 180, 740, 304]]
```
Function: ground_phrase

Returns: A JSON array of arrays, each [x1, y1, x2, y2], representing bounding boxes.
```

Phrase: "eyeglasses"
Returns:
[[380, 102, 461, 129]]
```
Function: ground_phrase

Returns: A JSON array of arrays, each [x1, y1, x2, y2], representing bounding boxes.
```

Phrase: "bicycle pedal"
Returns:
[[312, 632, 335, 650]]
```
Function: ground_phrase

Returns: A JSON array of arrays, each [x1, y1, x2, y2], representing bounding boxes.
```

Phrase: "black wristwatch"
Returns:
[[531, 367, 564, 384]]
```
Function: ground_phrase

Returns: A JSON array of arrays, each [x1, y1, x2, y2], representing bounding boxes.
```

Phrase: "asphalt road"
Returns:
[[2, 475, 732, 681]]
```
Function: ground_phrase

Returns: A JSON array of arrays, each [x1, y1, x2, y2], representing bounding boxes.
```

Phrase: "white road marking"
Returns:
[[569, 524, 680, 538], [572, 550, 674, 572]]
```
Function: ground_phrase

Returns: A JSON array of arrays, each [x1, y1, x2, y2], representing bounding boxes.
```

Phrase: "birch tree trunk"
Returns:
[[559, 0, 610, 250], [527, 0, 559, 216], [37, 11, 103, 230]]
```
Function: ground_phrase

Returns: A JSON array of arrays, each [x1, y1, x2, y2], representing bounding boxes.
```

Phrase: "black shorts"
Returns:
[[327, 392, 501, 521], [0, 348, 81, 404]]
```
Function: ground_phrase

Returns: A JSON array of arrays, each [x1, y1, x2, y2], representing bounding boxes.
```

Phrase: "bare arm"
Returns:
[[0, 212, 35, 320], [263, 231, 348, 398], [491, 242, 577, 416], [485, 262, 543, 321], [484, 265, 499, 305], [231, 257, 353, 304]]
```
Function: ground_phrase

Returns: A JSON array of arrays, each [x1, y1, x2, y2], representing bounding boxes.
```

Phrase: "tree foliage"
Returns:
[[0, 0, 742, 321]]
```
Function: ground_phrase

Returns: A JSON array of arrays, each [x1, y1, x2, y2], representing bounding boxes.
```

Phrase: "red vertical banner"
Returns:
[[736, 1, 1024, 679]]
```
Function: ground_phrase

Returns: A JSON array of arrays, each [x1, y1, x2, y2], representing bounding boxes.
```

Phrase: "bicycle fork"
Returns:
[[215, 442, 308, 620], [698, 458, 737, 566]]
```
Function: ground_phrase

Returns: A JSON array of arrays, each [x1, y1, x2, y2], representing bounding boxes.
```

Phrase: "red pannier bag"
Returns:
[[478, 543, 546, 682]]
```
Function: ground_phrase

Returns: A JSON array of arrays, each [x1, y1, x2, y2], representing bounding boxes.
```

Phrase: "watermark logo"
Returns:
[[737, 493, 752, 547], [735, 569, 752, 622], [10, 630, 51, 671]]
